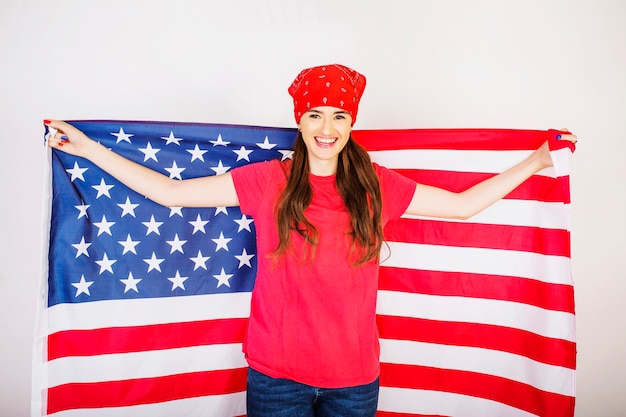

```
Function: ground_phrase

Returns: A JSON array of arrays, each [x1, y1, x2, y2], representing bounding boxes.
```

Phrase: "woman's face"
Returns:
[[297, 106, 352, 176]]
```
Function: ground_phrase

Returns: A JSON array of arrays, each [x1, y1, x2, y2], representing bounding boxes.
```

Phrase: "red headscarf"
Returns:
[[288, 64, 366, 125]]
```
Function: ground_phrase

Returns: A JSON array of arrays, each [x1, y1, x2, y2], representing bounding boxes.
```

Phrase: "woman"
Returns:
[[45, 64, 576, 417]]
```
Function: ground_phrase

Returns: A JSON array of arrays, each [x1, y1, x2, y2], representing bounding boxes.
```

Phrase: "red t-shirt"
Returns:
[[231, 160, 416, 388]]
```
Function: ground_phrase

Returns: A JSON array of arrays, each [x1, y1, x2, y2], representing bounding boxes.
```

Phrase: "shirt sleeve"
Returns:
[[374, 163, 417, 224], [230, 160, 286, 217]]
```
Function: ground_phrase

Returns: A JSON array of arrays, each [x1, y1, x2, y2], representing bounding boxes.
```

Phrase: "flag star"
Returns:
[[118, 196, 139, 217], [210, 133, 230, 146], [210, 160, 231, 175], [66, 161, 88, 182], [94, 215, 115, 236], [165, 160, 186, 179], [118, 234, 140, 255], [215, 207, 228, 216], [142, 215, 164, 236], [75, 204, 90, 219], [189, 214, 209, 234], [233, 146, 253, 162], [71, 236, 91, 258], [161, 131, 183, 145], [213, 268, 233, 288], [190, 250, 210, 270], [168, 270, 188, 291], [92, 178, 114, 199], [95, 253, 117, 274], [212, 232, 232, 252], [234, 214, 254, 232], [120, 271, 141, 293], [279, 150, 294, 161], [235, 248, 255, 268], [166, 234, 187, 254], [139, 142, 160, 162], [256, 136, 277, 149], [187, 144, 208, 162], [71, 275, 94, 297], [169, 206, 183, 217], [111, 127, 133, 144], [144, 252, 165, 272]]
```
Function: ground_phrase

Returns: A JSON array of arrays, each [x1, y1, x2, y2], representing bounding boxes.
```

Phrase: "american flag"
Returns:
[[34, 121, 575, 417]]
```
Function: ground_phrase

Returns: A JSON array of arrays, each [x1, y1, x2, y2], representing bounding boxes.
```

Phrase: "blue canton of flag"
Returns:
[[49, 121, 297, 306]]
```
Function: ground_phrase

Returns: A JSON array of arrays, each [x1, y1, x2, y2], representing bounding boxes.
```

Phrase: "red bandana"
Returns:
[[288, 64, 366, 125]]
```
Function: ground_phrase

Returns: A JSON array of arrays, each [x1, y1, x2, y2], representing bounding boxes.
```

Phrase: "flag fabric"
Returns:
[[33, 121, 576, 417]]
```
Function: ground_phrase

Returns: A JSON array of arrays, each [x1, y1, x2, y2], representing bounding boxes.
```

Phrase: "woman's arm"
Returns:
[[405, 135, 577, 219], [45, 120, 239, 208]]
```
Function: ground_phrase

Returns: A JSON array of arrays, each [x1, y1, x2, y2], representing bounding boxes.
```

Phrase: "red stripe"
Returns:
[[377, 315, 576, 369], [393, 169, 571, 203], [47, 367, 248, 414], [355, 128, 549, 151], [379, 267, 575, 313], [385, 218, 571, 257], [379, 363, 575, 417], [48, 318, 248, 360]]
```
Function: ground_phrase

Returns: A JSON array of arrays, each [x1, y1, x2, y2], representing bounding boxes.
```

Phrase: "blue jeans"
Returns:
[[246, 367, 379, 417]]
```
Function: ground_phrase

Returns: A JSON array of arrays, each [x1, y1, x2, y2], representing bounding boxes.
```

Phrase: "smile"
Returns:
[[314, 136, 338, 147]]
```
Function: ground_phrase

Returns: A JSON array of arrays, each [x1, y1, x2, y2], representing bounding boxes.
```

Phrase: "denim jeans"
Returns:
[[246, 367, 379, 417]]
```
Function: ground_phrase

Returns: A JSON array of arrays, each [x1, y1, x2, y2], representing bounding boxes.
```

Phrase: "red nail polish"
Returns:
[[44, 119, 51, 125]]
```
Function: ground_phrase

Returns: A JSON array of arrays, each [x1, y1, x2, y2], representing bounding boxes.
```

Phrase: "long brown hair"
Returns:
[[273, 132, 384, 265]]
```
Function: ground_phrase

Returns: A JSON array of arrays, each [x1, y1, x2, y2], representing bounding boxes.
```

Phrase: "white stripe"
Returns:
[[401, 199, 571, 230], [46, 292, 252, 334], [377, 291, 576, 342], [551, 147, 574, 177], [381, 242, 573, 286], [47, 343, 247, 388], [380, 339, 575, 396], [370, 148, 567, 177], [378, 386, 538, 417], [49, 392, 247, 417]]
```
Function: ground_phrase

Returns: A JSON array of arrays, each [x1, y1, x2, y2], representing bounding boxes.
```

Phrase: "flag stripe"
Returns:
[[380, 339, 574, 395], [354, 128, 570, 151], [392, 168, 570, 203], [46, 293, 251, 334], [386, 218, 570, 257], [377, 291, 575, 342], [378, 267, 575, 313], [377, 387, 536, 417], [383, 242, 572, 285], [379, 363, 575, 417], [48, 318, 248, 360], [47, 344, 247, 387], [47, 368, 248, 415], [401, 199, 571, 230], [377, 316, 575, 369]]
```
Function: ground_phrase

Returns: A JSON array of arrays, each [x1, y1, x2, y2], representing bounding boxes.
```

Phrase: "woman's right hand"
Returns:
[[44, 119, 94, 158]]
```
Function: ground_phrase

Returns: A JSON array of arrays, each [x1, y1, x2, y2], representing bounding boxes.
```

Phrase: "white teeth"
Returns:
[[315, 137, 336, 144]]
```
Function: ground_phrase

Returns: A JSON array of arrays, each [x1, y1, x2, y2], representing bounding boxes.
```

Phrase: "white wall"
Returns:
[[1, 1, 624, 416]]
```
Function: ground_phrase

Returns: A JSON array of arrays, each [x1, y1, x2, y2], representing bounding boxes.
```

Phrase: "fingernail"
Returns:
[[556, 135, 562, 139], [44, 119, 51, 125], [58, 142, 64, 147], [60, 135, 68, 141]]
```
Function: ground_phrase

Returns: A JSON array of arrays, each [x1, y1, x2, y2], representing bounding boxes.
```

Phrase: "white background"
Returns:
[[1, 1, 625, 416]]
